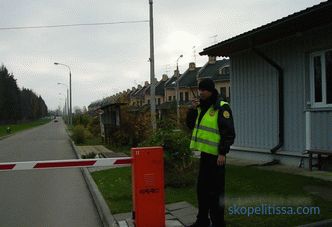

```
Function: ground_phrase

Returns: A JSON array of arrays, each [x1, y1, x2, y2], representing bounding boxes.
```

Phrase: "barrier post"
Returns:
[[131, 146, 165, 227]]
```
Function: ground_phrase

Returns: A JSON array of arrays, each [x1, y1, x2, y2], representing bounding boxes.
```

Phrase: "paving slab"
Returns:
[[114, 202, 197, 227], [166, 214, 177, 220], [171, 206, 198, 218], [166, 220, 184, 227], [118, 220, 128, 227], [125, 218, 135, 227], [166, 201, 192, 211], [113, 212, 132, 222], [176, 213, 196, 226]]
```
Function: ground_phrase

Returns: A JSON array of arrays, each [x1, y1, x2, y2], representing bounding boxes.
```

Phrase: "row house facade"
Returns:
[[88, 57, 230, 136]]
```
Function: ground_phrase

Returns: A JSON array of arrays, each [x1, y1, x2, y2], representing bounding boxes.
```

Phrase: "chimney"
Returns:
[[208, 56, 217, 64], [189, 62, 196, 71], [144, 81, 149, 86], [137, 84, 142, 89], [132, 87, 136, 91], [127, 89, 130, 93], [162, 74, 168, 81]]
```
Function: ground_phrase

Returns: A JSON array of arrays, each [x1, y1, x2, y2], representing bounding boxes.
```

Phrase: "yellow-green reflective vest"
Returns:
[[190, 101, 228, 156]]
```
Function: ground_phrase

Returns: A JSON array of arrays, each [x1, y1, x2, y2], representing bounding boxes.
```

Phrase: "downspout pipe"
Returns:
[[252, 48, 284, 154]]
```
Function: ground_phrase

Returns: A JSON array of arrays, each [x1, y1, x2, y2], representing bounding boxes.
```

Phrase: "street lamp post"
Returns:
[[59, 92, 68, 122], [176, 55, 183, 125], [55, 63, 72, 126], [57, 83, 69, 123]]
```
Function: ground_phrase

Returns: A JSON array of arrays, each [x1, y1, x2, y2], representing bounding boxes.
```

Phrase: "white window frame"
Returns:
[[310, 49, 332, 108], [219, 65, 230, 75]]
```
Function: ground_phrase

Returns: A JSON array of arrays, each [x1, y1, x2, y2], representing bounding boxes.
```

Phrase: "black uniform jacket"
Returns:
[[186, 98, 236, 155]]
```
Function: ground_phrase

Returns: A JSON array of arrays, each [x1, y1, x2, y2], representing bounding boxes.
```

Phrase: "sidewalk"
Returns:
[[75, 145, 128, 172], [114, 201, 196, 227]]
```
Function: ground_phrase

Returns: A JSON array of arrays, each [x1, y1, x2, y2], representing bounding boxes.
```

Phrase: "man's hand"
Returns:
[[217, 155, 226, 166], [191, 98, 200, 109]]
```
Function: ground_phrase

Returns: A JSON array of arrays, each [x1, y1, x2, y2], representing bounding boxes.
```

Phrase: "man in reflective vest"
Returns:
[[186, 78, 235, 227]]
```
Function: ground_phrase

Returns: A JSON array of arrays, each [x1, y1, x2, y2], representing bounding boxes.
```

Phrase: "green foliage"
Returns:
[[0, 65, 48, 124], [72, 113, 90, 127], [87, 116, 101, 136], [140, 120, 195, 187], [109, 129, 130, 147], [71, 124, 92, 144], [0, 118, 51, 137]]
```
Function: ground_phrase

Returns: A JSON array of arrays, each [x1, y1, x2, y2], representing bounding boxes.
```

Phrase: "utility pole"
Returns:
[[55, 63, 72, 126], [149, 0, 157, 131], [176, 55, 183, 125]]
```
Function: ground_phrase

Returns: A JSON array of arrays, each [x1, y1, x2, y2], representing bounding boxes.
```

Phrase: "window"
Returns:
[[219, 66, 230, 75], [310, 49, 332, 107], [158, 98, 160, 105], [220, 87, 226, 97], [148, 99, 150, 104], [185, 92, 189, 101], [168, 96, 172, 101], [180, 92, 183, 101], [173, 96, 176, 100]]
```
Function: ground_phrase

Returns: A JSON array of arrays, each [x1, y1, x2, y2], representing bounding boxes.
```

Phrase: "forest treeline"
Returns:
[[0, 64, 48, 124]]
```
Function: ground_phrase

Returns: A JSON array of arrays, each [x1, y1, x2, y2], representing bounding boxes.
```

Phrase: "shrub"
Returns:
[[140, 124, 196, 188], [87, 116, 100, 136], [72, 125, 87, 144], [73, 113, 90, 127], [110, 129, 130, 146]]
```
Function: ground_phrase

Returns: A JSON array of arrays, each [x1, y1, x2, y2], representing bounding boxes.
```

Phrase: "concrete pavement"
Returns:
[[0, 119, 102, 227]]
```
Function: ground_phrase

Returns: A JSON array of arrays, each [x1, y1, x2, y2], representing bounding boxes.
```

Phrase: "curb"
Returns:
[[0, 133, 14, 141], [69, 139, 116, 227]]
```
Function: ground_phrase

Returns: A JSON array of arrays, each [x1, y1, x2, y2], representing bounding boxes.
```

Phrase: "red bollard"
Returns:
[[131, 147, 165, 227]]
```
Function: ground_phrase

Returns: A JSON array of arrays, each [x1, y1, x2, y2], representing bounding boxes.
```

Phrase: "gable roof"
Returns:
[[131, 85, 148, 98], [198, 59, 230, 81], [164, 73, 180, 88], [178, 67, 201, 88], [145, 79, 169, 96], [200, 0, 332, 56]]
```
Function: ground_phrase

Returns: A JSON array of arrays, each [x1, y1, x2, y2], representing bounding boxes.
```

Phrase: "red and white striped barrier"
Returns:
[[0, 157, 132, 171]]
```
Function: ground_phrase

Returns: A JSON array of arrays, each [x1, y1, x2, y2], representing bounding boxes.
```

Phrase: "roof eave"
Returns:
[[200, 1, 332, 56]]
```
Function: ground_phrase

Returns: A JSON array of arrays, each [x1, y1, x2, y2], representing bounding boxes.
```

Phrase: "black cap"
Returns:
[[198, 78, 215, 92]]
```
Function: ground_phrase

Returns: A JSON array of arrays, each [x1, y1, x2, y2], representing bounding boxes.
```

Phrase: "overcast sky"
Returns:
[[0, 0, 323, 110]]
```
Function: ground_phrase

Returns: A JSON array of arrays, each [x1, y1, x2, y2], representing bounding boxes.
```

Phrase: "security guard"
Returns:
[[186, 78, 235, 227]]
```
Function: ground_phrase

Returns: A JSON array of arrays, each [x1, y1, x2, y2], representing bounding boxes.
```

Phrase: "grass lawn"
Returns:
[[0, 118, 51, 137], [92, 164, 332, 227]]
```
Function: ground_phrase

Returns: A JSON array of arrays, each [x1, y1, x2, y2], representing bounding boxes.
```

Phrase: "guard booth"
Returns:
[[131, 147, 165, 227]]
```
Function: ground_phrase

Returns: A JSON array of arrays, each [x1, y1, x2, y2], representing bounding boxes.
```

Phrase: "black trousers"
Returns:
[[196, 152, 225, 227]]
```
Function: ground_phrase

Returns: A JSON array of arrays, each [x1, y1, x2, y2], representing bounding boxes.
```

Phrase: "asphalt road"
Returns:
[[0, 119, 102, 227]]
